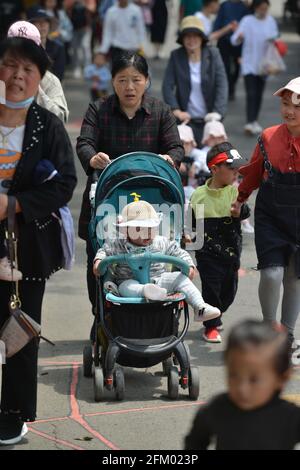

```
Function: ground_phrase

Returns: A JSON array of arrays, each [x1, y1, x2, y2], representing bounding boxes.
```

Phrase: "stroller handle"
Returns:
[[98, 252, 190, 282]]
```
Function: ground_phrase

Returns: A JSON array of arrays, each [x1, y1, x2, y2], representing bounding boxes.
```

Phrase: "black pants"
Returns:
[[0, 280, 45, 422], [188, 119, 205, 149], [244, 74, 266, 123], [218, 41, 241, 99], [196, 256, 238, 328]]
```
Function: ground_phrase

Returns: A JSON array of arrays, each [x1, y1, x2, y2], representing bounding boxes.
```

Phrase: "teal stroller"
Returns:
[[83, 152, 200, 401]]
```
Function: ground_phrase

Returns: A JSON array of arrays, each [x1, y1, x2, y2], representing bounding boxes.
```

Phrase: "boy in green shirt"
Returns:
[[190, 142, 250, 343]]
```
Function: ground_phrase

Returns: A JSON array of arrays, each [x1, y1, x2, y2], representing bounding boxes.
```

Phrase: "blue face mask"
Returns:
[[5, 96, 35, 109]]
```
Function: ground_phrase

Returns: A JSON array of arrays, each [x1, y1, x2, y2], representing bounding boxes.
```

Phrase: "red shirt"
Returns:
[[238, 124, 300, 202]]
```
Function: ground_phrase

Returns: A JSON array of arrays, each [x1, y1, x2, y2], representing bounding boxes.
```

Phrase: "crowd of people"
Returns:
[[0, 0, 300, 450]]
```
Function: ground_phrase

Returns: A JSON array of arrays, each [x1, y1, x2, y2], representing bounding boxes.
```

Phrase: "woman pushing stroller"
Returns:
[[93, 200, 221, 323]]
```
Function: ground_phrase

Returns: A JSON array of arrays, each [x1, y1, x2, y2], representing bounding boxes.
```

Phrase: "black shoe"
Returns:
[[0, 413, 28, 445]]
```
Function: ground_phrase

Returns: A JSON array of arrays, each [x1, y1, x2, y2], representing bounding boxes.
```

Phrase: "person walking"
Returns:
[[76, 51, 183, 336], [213, 0, 249, 101], [189, 142, 250, 342], [230, 0, 279, 135], [162, 16, 228, 147], [232, 76, 300, 348], [0, 24, 76, 445], [99, 0, 145, 63]]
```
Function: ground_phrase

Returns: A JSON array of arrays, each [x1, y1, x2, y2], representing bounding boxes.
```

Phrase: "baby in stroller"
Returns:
[[93, 200, 221, 323]]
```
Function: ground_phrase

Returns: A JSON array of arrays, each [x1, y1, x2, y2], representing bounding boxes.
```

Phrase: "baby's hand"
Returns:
[[93, 259, 101, 277], [189, 266, 197, 280]]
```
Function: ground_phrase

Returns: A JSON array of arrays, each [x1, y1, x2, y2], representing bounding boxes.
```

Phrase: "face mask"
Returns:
[[5, 96, 34, 109]]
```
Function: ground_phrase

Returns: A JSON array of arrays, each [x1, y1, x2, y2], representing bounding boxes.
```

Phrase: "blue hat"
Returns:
[[27, 7, 53, 24]]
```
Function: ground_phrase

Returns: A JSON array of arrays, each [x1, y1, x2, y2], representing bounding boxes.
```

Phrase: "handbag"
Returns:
[[259, 42, 286, 75], [0, 196, 53, 360]]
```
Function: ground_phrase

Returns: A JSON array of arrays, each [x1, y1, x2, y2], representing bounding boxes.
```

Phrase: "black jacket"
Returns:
[[162, 46, 228, 118], [7, 103, 77, 279]]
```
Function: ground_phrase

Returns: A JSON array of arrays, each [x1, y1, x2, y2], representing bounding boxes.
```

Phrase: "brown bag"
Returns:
[[0, 296, 41, 358], [0, 197, 53, 360]]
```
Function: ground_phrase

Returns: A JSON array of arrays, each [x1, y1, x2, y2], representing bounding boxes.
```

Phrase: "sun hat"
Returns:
[[202, 121, 228, 145], [177, 124, 196, 145], [177, 16, 208, 45], [7, 21, 41, 46], [116, 201, 161, 228], [206, 142, 247, 169], [273, 77, 300, 103]]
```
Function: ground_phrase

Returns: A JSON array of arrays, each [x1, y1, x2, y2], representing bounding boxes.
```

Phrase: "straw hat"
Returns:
[[177, 16, 208, 45]]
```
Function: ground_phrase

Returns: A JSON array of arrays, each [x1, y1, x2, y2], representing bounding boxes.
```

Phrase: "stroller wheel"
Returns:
[[114, 367, 125, 401], [83, 345, 93, 378], [168, 366, 179, 400], [162, 356, 174, 376], [94, 367, 104, 402], [188, 366, 200, 400]]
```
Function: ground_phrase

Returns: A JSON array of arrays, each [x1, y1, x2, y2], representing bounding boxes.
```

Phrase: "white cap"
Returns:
[[177, 124, 196, 144], [273, 77, 300, 98], [202, 121, 228, 145], [7, 21, 41, 46]]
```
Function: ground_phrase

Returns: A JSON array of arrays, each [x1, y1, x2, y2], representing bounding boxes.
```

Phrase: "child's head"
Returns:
[[202, 113, 227, 148], [207, 142, 246, 186], [93, 50, 107, 67], [177, 124, 197, 156], [116, 200, 161, 246], [224, 320, 291, 411], [274, 77, 300, 135]]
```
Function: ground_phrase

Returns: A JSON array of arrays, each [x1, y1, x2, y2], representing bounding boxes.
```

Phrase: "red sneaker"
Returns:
[[203, 327, 222, 343]]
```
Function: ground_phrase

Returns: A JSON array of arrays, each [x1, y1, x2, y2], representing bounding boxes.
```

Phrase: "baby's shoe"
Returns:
[[0, 257, 22, 282], [143, 283, 167, 301], [103, 281, 119, 296], [194, 303, 221, 322]]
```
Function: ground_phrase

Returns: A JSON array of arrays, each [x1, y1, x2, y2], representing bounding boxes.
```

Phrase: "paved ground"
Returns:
[[1, 2, 300, 451]]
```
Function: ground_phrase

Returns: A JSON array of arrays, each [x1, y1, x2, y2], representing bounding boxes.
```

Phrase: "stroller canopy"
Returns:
[[90, 152, 185, 248]]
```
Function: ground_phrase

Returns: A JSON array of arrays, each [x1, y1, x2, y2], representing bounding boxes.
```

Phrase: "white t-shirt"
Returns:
[[195, 11, 212, 36], [231, 14, 279, 75], [0, 125, 25, 193], [100, 4, 146, 53], [187, 61, 207, 119]]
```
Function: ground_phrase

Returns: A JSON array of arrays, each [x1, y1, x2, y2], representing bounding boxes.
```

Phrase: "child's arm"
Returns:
[[164, 239, 196, 279], [185, 407, 212, 450]]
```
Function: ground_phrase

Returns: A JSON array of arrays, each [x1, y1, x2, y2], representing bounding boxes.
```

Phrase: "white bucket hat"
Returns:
[[116, 201, 161, 228], [273, 77, 300, 99], [202, 121, 228, 145]]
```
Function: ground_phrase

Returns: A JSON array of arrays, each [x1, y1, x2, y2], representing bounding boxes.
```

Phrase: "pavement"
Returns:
[[1, 2, 300, 451]]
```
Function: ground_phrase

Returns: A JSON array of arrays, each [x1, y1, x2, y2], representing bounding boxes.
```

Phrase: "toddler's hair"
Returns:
[[224, 320, 290, 375]]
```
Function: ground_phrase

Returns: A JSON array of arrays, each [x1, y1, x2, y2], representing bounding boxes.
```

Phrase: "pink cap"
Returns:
[[7, 21, 41, 46], [202, 121, 228, 145]]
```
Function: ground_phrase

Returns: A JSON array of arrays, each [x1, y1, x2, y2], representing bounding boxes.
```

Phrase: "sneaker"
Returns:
[[0, 414, 28, 445], [241, 220, 254, 234], [103, 281, 119, 296], [0, 257, 22, 282], [143, 283, 167, 301], [203, 327, 222, 343], [244, 122, 256, 135], [73, 67, 82, 79], [194, 304, 221, 323], [253, 121, 263, 134]]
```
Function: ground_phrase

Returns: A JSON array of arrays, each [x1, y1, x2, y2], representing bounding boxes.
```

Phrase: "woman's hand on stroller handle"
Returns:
[[158, 154, 175, 167], [90, 152, 112, 170]]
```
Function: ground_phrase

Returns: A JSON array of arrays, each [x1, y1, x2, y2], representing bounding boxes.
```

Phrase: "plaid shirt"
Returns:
[[77, 93, 184, 239]]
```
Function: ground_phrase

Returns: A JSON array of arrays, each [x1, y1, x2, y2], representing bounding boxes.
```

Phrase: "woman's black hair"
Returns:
[[250, 0, 270, 13], [224, 320, 291, 375], [111, 51, 149, 79], [0, 37, 51, 78]]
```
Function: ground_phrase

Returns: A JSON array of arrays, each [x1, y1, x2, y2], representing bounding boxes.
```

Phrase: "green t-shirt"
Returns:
[[181, 0, 203, 16]]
